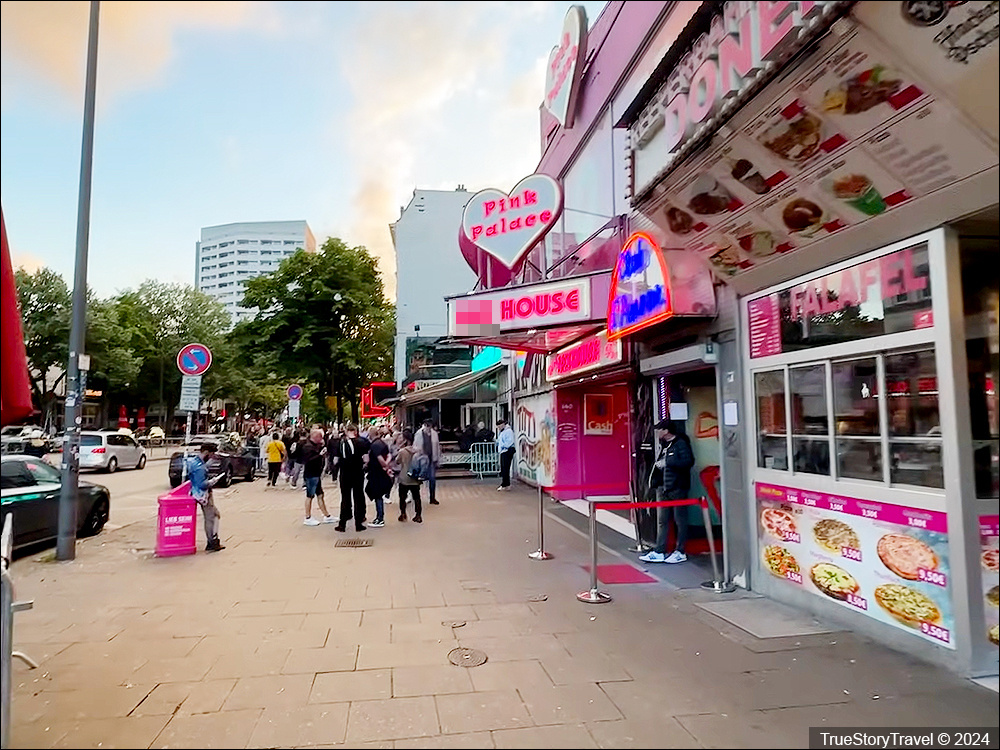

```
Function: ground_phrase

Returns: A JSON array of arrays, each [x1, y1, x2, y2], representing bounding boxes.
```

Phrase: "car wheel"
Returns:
[[80, 497, 109, 537], [220, 467, 233, 488], [107, 456, 118, 473], [137, 454, 147, 470], [245, 463, 256, 482]]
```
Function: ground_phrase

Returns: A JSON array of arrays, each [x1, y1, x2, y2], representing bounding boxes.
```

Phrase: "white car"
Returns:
[[79, 431, 147, 473]]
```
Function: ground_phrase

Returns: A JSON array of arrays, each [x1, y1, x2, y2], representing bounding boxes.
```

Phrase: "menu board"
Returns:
[[980, 515, 1000, 649], [756, 482, 955, 649], [648, 23, 997, 283]]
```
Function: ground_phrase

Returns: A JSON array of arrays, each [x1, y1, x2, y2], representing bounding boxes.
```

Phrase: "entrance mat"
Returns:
[[582, 564, 658, 584], [695, 598, 838, 639], [335, 538, 373, 548]]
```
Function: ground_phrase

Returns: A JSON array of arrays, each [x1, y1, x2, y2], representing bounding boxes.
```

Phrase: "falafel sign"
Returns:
[[756, 482, 956, 649], [460, 174, 563, 272]]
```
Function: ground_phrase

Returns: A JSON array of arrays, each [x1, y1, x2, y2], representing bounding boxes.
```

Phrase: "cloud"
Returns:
[[1, 1, 281, 110], [11, 250, 45, 274]]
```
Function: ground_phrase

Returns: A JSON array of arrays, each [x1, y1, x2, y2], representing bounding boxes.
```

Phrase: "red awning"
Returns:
[[0, 209, 34, 427]]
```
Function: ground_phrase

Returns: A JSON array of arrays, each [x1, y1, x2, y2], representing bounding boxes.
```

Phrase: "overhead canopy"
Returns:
[[393, 361, 504, 407]]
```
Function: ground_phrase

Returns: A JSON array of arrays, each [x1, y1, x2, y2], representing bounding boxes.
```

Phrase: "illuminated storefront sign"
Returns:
[[360, 381, 394, 419], [607, 232, 673, 340], [546, 330, 623, 381], [544, 5, 588, 129], [631, 0, 848, 195], [450, 278, 591, 337], [460, 173, 563, 271]]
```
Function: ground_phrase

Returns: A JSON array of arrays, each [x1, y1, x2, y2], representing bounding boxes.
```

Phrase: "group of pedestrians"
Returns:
[[258, 420, 444, 533]]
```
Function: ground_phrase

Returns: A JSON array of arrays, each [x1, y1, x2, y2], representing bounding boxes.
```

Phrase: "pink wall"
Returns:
[[554, 384, 631, 500]]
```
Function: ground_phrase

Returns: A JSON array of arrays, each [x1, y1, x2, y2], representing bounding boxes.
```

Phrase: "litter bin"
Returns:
[[156, 481, 197, 557]]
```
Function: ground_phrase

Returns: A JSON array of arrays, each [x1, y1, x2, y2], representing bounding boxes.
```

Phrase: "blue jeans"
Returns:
[[426, 461, 437, 501], [305, 475, 321, 498], [654, 488, 689, 554], [373, 495, 384, 523]]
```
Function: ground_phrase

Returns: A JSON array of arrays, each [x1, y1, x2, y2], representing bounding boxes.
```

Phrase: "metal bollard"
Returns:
[[699, 498, 736, 593], [527, 485, 553, 560], [577, 500, 612, 604], [627, 491, 651, 554]]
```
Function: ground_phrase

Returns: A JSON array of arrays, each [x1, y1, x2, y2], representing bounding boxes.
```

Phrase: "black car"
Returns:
[[0, 454, 111, 553], [168, 435, 257, 488]]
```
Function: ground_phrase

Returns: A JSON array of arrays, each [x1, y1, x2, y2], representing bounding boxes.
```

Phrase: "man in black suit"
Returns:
[[335, 423, 367, 532]]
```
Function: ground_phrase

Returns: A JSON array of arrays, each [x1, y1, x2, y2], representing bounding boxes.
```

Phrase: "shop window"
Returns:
[[833, 358, 882, 481], [754, 370, 787, 470], [886, 348, 942, 488], [790, 365, 830, 475]]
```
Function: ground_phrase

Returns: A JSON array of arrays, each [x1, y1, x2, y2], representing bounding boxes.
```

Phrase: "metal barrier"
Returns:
[[2, 515, 37, 750], [469, 442, 499, 480]]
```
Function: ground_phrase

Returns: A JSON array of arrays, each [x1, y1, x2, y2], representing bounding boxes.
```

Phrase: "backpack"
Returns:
[[408, 452, 431, 482]]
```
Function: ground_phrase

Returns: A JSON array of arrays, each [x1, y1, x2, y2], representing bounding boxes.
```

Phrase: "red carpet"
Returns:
[[582, 564, 658, 584]]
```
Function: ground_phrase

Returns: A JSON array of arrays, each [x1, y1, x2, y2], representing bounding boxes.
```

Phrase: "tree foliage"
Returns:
[[238, 238, 394, 421]]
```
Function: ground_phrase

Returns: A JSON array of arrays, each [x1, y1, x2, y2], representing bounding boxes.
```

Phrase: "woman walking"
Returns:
[[396, 429, 423, 524]]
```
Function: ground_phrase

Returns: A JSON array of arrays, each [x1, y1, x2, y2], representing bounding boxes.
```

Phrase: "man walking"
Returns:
[[640, 419, 695, 565], [496, 417, 516, 491], [185, 442, 225, 552], [335, 424, 367, 532], [301, 428, 337, 526], [414, 419, 441, 504]]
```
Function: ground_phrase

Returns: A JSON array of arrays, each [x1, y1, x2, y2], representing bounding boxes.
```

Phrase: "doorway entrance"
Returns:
[[462, 403, 496, 434]]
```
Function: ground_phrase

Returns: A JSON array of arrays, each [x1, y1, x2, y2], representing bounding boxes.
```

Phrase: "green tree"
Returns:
[[238, 238, 394, 421], [14, 267, 71, 425]]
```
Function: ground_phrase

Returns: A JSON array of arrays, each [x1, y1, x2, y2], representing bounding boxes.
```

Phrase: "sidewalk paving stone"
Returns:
[[436, 690, 533, 734]]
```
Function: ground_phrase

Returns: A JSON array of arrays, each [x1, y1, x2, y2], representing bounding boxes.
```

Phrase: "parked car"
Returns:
[[78, 430, 147, 473], [0, 454, 111, 552], [1, 425, 51, 456], [168, 434, 257, 488]]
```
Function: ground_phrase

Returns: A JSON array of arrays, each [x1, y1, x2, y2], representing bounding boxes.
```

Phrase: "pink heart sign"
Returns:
[[544, 6, 587, 129], [461, 173, 563, 272]]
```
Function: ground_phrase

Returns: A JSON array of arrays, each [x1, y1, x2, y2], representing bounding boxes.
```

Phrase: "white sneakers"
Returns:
[[496, 485, 510, 492], [303, 517, 320, 526], [639, 550, 687, 564], [322, 516, 337, 524]]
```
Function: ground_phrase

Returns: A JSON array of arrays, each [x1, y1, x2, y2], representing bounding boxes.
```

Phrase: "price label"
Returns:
[[784, 570, 803, 584], [860, 508, 878, 519], [828, 501, 845, 512], [841, 546, 863, 562], [917, 568, 947, 587], [783, 532, 801, 543], [920, 622, 950, 643], [846, 593, 868, 610], [907, 516, 928, 529], [803, 497, 817, 506]]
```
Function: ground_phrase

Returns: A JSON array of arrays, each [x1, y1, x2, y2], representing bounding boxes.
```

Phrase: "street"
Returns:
[[83, 457, 175, 531], [6, 475, 997, 749]]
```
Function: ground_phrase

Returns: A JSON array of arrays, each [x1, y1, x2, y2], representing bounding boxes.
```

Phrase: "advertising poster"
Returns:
[[583, 393, 613, 435], [980, 515, 1000, 648], [756, 482, 955, 649], [516, 392, 556, 487]]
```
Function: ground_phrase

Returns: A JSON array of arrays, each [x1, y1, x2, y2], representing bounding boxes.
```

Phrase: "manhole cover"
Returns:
[[442, 620, 466, 628], [528, 594, 548, 602], [335, 538, 374, 548], [448, 647, 487, 667]]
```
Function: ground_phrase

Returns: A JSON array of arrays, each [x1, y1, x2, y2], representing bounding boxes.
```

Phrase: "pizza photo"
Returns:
[[983, 548, 999, 572], [761, 508, 798, 540], [813, 518, 860, 554], [877, 534, 939, 581], [763, 545, 800, 578], [809, 562, 860, 601], [987, 585, 999, 608], [873, 583, 942, 628], [990, 624, 999, 647]]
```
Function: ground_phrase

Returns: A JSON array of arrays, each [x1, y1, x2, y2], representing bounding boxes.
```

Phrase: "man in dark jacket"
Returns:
[[335, 423, 367, 532], [640, 419, 695, 564]]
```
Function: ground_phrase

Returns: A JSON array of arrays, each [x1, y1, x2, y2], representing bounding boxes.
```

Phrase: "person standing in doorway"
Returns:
[[396, 429, 423, 523], [186, 442, 225, 552], [335, 424, 367, 532], [301, 428, 337, 526], [640, 419, 695, 565], [265, 431, 286, 487], [414, 419, 441, 504], [496, 417, 516, 491]]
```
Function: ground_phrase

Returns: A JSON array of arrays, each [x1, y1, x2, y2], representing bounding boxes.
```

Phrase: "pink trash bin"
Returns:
[[156, 481, 198, 557]]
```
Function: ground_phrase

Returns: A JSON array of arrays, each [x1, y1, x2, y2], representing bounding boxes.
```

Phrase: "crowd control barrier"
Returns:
[[2, 515, 37, 750], [469, 442, 499, 480]]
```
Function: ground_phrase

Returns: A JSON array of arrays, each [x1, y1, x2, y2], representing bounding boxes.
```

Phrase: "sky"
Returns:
[[0, 0, 607, 303]]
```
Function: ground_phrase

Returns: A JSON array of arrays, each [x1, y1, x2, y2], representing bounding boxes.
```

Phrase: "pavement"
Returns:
[[5, 475, 998, 749]]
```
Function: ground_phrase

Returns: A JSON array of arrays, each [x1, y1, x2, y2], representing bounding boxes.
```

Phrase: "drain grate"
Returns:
[[448, 647, 488, 667], [335, 538, 374, 548]]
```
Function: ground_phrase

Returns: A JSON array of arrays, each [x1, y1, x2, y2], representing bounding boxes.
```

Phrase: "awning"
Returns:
[[395, 361, 505, 407]]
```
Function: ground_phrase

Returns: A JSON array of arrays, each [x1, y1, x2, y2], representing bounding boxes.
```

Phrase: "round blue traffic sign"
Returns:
[[287, 384, 303, 400], [176, 343, 213, 376]]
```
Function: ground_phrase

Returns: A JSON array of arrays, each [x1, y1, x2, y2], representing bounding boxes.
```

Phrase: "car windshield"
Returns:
[[80, 435, 103, 447]]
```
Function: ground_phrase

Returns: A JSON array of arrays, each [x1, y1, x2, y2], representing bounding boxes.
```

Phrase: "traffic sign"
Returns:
[[287, 384, 303, 401], [179, 375, 202, 412], [177, 343, 213, 376]]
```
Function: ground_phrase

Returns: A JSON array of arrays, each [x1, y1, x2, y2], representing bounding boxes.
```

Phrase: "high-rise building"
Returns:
[[390, 187, 479, 387], [196, 220, 316, 325]]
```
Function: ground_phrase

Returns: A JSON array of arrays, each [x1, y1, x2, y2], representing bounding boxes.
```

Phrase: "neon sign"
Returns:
[[544, 5, 588, 129], [360, 381, 394, 419], [607, 232, 673, 340], [546, 330, 622, 381]]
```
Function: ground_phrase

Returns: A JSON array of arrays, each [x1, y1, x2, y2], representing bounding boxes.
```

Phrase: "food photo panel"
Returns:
[[757, 184, 850, 242], [746, 96, 848, 175], [812, 147, 914, 221], [716, 214, 795, 265], [693, 136, 793, 206], [669, 166, 748, 232]]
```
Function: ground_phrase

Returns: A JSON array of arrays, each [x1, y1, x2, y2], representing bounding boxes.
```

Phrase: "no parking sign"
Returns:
[[177, 343, 212, 376]]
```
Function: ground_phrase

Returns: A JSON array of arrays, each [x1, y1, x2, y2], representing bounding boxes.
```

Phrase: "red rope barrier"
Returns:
[[541, 483, 630, 493], [592, 498, 705, 511]]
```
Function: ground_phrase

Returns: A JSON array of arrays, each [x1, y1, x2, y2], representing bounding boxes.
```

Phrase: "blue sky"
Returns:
[[1, 0, 606, 302]]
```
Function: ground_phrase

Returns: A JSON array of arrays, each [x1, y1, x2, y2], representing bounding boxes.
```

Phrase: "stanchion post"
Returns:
[[699, 498, 736, 593], [627, 491, 651, 553], [528, 485, 554, 561], [577, 499, 612, 604]]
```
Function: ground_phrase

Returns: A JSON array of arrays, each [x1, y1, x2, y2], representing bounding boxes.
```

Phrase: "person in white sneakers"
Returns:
[[640, 419, 694, 564], [301, 428, 336, 526]]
